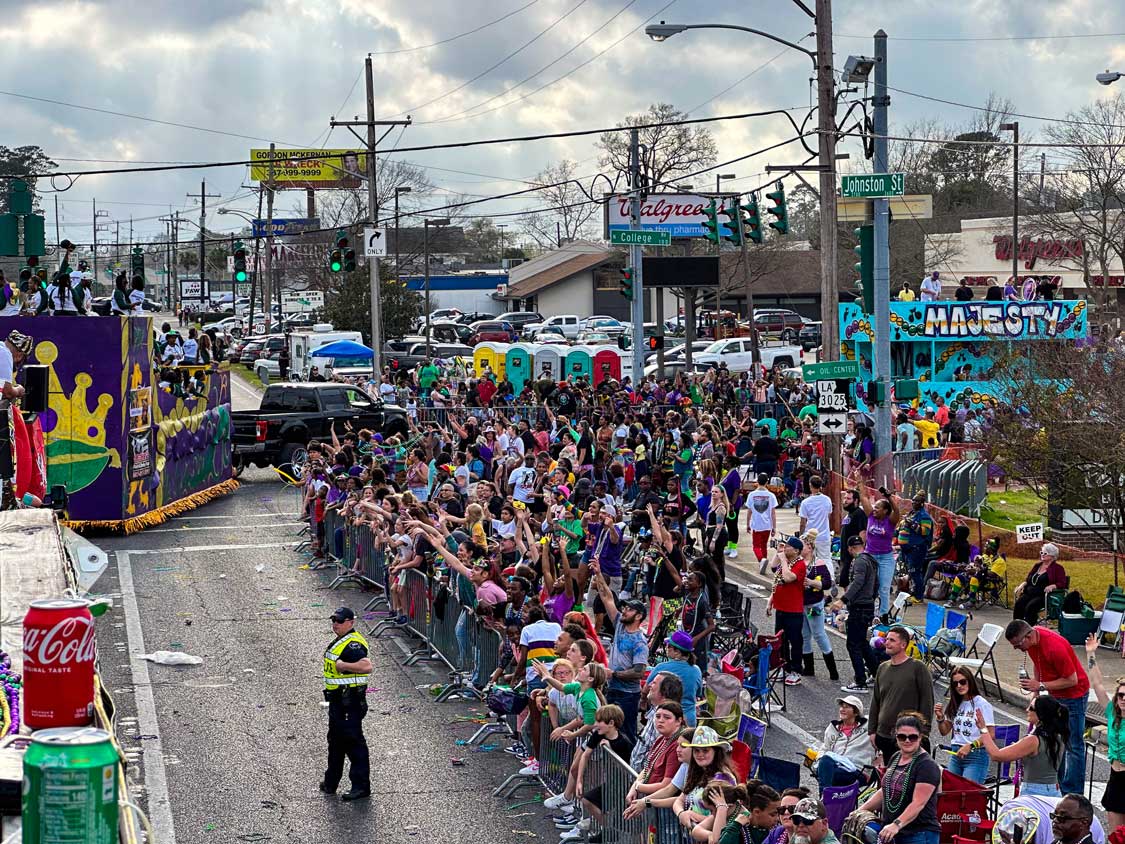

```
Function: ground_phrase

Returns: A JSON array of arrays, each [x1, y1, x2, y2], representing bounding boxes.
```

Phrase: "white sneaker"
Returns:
[[726, 547, 738, 559], [519, 759, 540, 776], [841, 682, 870, 693], [784, 672, 802, 686], [758, 558, 769, 575], [560, 826, 585, 842], [544, 793, 574, 810]]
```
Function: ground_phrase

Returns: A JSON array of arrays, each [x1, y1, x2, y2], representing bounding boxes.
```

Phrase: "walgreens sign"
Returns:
[[993, 235, 1085, 269], [605, 193, 719, 238]]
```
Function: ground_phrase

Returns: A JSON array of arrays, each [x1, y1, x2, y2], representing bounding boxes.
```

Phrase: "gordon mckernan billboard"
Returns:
[[249, 149, 367, 190]]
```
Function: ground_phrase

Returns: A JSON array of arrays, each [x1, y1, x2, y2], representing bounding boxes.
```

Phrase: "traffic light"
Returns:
[[701, 199, 726, 244], [645, 334, 665, 351], [233, 240, 248, 283], [342, 236, 356, 273], [616, 335, 632, 351], [0, 214, 16, 256], [619, 267, 635, 300], [853, 224, 874, 313], [741, 194, 763, 244], [719, 201, 743, 245], [130, 245, 144, 278], [328, 229, 347, 273], [23, 214, 45, 256], [765, 183, 789, 235]]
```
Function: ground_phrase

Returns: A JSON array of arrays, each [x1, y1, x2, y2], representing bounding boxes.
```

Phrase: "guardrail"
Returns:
[[310, 513, 700, 841]]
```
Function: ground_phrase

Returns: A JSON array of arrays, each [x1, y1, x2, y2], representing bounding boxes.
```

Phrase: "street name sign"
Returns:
[[364, 227, 387, 257], [610, 229, 672, 247], [841, 173, 905, 198], [803, 360, 859, 381]]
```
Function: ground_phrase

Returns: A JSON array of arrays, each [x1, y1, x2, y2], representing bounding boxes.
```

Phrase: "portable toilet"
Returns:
[[472, 346, 491, 380], [566, 347, 592, 382], [476, 342, 508, 380], [505, 345, 533, 396], [593, 348, 622, 385], [535, 346, 562, 381]]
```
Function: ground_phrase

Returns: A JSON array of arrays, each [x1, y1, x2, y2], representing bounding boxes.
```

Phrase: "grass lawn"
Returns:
[[1007, 556, 1123, 603], [230, 364, 264, 391], [979, 489, 1047, 532]]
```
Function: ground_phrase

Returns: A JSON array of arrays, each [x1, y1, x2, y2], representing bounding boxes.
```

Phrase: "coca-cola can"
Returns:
[[23, 598, 97, 729]]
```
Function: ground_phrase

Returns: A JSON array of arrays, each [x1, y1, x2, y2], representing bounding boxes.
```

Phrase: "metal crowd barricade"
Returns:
[[408, 575, 460, 673], [585, 745, 648, 844], [495, 710, 576, 798]]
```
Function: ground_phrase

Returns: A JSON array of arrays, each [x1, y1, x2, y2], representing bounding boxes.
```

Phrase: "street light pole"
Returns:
[[1001, 121, 1020, 294], [497, 224, 508, 266], [715, 173, 735, 337], [814, 0, 839, 372], [394, 187, 411, 284], [423, 218, 450, 357]]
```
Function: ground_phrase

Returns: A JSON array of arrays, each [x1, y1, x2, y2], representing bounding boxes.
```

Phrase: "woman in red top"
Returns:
[[766, 536, 808, 686], [625, 701, 686, 809]]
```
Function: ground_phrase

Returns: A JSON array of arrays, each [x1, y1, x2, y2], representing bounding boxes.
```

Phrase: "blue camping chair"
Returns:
[[757, 755, 801, 792], [737, 713, 768, 778], [988, 723, 1022, 813], [743, 643, 782, 725]]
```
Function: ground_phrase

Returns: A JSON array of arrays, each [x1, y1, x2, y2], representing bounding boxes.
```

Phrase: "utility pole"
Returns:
[[815, 0, 839, 366], [187, 180, 220, 303], [115, 221, 120, 278], [330, 55, 412, 378], [1000, 120, 1020, 292], [250, 183, 264, 333], [628, 128, 646, 385], [92, 200, 109, 289], [264, 144, 276, 333], [159, 214, 174, 305], [172, 213, 180, 310], [872, 29, 892, 487]]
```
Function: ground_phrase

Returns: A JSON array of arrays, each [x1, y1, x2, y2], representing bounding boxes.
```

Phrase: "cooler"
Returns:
[[938, 770, 991, 843], [1059, 611, 1102, 645]]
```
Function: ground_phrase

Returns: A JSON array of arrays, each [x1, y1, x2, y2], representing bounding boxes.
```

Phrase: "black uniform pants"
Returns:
[[845, 605, 879, 687], [324, 690, 370, 791]]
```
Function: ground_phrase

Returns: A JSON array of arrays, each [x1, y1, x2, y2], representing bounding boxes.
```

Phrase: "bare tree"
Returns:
[[520, 159, 600, 249], [1021, 94, 1125, 316], [598, 103, 717, 187]]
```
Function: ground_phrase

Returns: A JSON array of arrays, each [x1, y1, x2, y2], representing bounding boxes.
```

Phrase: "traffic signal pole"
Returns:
[[872, 29, 892, 486], [628, 128, 645, 385]]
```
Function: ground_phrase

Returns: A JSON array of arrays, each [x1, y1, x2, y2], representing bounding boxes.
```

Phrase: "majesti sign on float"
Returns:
[[918, 301, 1083, 339]]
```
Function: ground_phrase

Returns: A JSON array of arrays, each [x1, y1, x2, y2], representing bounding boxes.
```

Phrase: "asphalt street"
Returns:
[[86, 372, 1113, 843]]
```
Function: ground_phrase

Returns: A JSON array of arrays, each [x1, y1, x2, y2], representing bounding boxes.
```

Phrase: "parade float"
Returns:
[[0, 314, 235, 532]]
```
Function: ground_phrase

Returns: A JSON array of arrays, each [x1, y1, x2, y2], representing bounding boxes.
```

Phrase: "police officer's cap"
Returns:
[[331, 607, 356, 622]]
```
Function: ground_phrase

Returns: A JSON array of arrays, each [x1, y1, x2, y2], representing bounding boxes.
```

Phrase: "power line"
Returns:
[[884, 84, 1125, 131], [423, 0, 642, 124], [388, 0, 593, 117], [417, 0, 678, 125], [836, 30, 1125, 43], [8, 108, 809, 178], [371, 0, 542, 54]]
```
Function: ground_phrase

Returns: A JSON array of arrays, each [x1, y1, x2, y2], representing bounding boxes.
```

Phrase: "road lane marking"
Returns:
[[122, 541, 300, 555], [117, 551, 178, 844], [142, 522, 302, 533]]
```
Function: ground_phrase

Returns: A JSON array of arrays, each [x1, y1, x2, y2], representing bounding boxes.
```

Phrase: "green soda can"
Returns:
[[22, 727, 118, 844]]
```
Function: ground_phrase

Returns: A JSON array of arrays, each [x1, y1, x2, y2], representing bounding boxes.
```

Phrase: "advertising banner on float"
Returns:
[[840, 300, 1088, 343], [250, 149, 366, 189]]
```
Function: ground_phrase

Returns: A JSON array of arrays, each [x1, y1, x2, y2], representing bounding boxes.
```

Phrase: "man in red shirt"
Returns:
[[934, 396, 951, 428], [1006, 619, 1089, 794], [767, 536, 807, 686]]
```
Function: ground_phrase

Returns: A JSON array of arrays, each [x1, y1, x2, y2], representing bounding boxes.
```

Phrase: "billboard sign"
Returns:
[[604, 192, 727, 239], [179, 279, 208, 301], [249, 149, 366, 190], [252, 217, 321, 237]]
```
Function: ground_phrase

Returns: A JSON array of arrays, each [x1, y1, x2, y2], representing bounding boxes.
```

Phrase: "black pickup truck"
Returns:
[[232, 383, 409, 472]]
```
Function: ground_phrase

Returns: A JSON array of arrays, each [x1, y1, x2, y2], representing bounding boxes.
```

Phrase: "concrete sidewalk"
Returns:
[[724, 506, 1117, 703]]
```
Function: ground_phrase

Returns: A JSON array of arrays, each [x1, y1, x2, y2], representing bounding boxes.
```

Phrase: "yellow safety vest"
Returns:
[[323, 631, 370, 690]]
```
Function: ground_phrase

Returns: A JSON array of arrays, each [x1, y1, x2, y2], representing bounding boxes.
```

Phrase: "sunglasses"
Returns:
[[793, 817, 819, 827], [1116, 692, 1125, 701], [1049, 813, 1083, 823], [954, 679, 970, 687], [895, 733, 921, 742], [778, 806, 795, 815]]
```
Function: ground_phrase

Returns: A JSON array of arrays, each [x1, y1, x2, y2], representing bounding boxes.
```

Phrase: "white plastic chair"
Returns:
[[947, 622, 1004, 699]]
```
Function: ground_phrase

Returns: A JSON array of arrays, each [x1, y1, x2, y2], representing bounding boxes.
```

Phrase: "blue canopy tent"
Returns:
[[309, 340, 374, 359]]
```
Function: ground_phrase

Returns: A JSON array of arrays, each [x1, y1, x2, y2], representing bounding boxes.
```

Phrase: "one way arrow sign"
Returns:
[[817, 411, 847, 435], [364, 227, 387, 257]]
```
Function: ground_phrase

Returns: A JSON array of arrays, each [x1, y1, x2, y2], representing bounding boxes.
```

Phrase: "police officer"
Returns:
[[319, 606, 372, 801]]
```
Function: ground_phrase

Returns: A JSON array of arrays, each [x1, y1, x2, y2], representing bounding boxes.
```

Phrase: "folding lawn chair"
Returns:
[[757, 755, 801, 792], [822, 781, 862, 838], [986, 723, 1022, 813], [742, 644, 777, 725], [737, 713, 768, 778], [948, 622, 1004, 700], [698, 674, 743, 740]]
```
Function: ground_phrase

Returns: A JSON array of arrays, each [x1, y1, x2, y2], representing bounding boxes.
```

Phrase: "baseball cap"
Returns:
[[792, 798, 826, 825], [621, 598, 647, 620], [330, 607, 356, 622], [785, 536, 804, 551], [836, 695, 865, 717], [847, 535, 865, 548]]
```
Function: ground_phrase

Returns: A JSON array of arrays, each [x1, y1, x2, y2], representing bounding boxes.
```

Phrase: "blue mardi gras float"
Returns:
[[839, 298, 1089, 411]]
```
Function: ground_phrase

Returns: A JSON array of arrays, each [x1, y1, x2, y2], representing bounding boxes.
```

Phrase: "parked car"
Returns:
[[522, 314, 581, 339], [467, 320, 516, 344], [753, 309, 804, 343], [429, 320, 473, 344], [428, 307, 464, 323], [643, 340, 712, 365], [643, 360, 714, 378], [503, 311, 544, 331], [693, 337, 800, 373], [799, 321, 822, 351], [580, 316, 626, 337], [536, 329, 570, 345], [385, 343, 474, 373], [455, 311, 495, 326], [574, 330, 614, 345]]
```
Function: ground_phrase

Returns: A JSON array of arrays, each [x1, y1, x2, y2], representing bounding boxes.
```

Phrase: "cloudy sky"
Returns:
[[2, 0, 1123, 248]]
